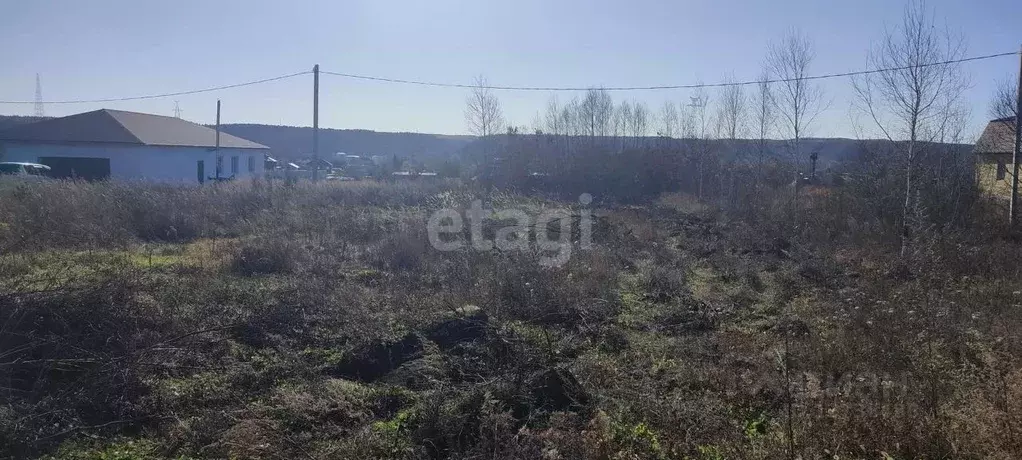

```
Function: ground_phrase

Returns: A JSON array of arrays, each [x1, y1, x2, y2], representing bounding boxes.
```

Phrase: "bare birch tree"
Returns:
[[562, 98, 581, 136], [714, 74, 746, 208], [717, 74, 745, 142], [616, 101, 633, 150], [632, 102, 649, 144], [686, 90, 713, 198], [559, 97, 582, 154], [767, 34, 823, 456], [853, 0, 968, 256], [530, 113, 544, 135], [612, 106, 623, 138], [767, 29, 825, 172], [579, 88, 613, 138], [679, 101, 696, 140], [752, 69, 775, 168], [660, 101, 679, 138], [464, 75, 504, 137], [596, 90, 614, 137], [545, 96, 563, 136]]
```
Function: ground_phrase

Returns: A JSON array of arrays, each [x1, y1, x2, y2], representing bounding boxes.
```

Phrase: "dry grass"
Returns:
[[0, 176, 1020, 459]]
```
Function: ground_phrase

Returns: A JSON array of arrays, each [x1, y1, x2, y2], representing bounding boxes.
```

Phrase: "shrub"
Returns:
[[473, 249, 620, 328], [642, 265, 688, 302]]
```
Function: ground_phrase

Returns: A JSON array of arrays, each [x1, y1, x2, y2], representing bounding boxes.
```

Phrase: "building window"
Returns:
[[248, 156, 255, 173], [997, 159, 1007, 180], [197, 160, 205, 184], [231, 156, 239, 175]]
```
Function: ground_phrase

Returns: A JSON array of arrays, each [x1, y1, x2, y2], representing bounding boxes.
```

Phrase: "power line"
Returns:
[[322, 51, 1020, 91], [0, 50, 1016, 105], [0, 71, 311, 105]]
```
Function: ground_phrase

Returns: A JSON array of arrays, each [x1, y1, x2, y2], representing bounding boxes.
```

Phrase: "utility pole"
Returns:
[[215, 100, 222, 180], [174, 101, 183, 118], [313, 64, 320, 182], [1010, 46, 1022, 227]]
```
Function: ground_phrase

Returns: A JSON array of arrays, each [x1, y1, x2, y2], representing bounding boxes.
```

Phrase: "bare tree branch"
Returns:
[[851, 0, 969, 256], [659, 101, 679, 138], [578, 88, 613, 138], [464, 75, 504, 137], [991, 76, 1019, 125], [717, 73, 746, 142], [752, 68, 775, 167], [767, 29, 826, 168]]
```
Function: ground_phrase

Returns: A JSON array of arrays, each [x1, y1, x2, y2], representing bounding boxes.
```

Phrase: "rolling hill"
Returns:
[[0, 115, 474, 164], [216, 124, 474, 162], [1, 115, 969, 169]]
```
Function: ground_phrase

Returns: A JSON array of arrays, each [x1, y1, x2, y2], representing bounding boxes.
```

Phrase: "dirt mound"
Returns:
[[424, 305, 489, 350], [331, 334, 425, 382]]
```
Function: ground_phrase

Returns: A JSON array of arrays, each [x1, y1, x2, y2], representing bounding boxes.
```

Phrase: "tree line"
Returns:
[[463, 0, 1016, 258]]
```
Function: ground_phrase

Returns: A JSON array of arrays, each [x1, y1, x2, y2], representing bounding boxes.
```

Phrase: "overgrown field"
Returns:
[[2, 179, 1022, 459]]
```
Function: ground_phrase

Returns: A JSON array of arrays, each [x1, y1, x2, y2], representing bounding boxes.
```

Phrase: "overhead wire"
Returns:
[[0, 50, 1017, 104], [0, 71, 311, 104], [321, 51, 1019, 91]]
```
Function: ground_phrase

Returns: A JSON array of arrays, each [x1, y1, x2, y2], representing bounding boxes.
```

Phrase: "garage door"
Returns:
[[38, 157, 111, 181]]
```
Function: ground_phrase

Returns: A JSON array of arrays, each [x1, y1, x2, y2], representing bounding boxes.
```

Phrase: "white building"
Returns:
[[0, 109, 268, 183]]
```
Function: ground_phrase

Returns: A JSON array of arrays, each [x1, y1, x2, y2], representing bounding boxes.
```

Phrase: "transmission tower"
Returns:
[[173, 101, 183, 118], [34, 74, 44, 117]]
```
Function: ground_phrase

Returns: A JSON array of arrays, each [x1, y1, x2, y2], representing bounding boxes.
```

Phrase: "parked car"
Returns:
[[0, 162, 52, 180]]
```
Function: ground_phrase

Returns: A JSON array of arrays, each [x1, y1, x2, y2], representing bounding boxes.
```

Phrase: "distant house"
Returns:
[[392, 171, 438, 179], [305, 158, 334, 171], [0, 109, 268, 183], [341, 154, 377, 178], [975, 117, 1019, 198]]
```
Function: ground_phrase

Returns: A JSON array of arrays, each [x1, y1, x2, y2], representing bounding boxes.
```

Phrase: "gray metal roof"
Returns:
[[974, 117, 1017, 155], [0, 109, 268, 150]]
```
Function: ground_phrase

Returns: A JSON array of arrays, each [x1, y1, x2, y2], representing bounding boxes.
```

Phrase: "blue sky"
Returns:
[[0, 0, 1019, 139]]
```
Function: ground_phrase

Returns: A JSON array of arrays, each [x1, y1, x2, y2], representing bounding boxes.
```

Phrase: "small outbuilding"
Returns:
[[0, 109, 268, 183], [974, 116, 1018, 198]]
